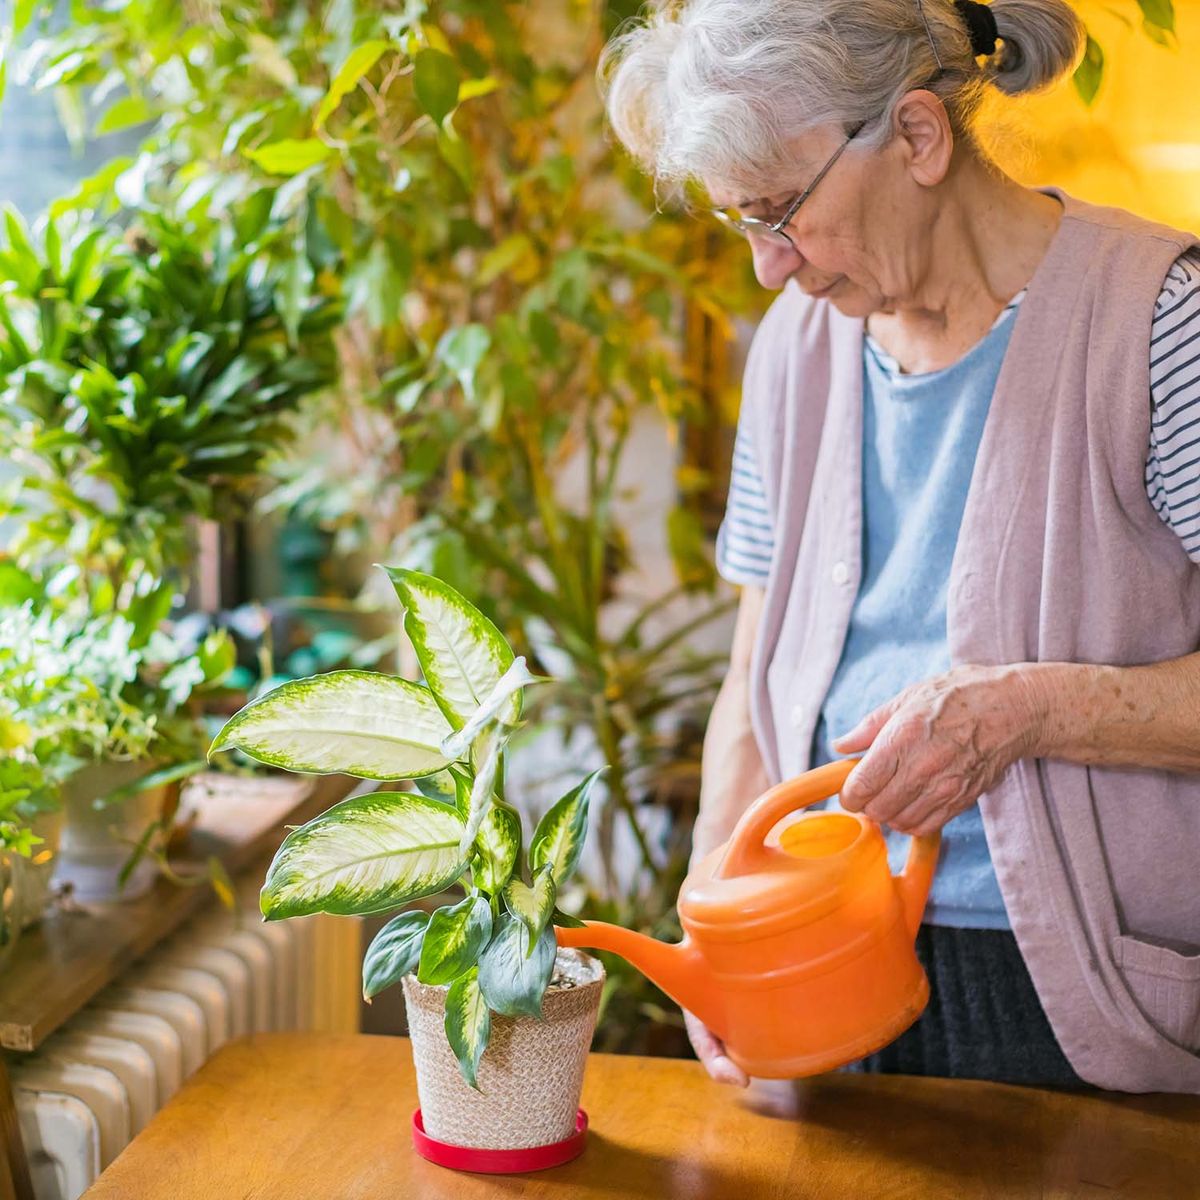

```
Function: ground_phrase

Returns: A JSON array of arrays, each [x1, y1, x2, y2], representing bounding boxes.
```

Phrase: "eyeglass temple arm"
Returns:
[[771, 122, 867, 235]]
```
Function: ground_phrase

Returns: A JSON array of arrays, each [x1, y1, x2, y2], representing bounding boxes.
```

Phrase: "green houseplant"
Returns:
[[0, 600, 235, 904], [211, 567, 606, 1149], [9, 0, 760, 1052], [0, 756, 53, 966], [0, 200, 335, 906]]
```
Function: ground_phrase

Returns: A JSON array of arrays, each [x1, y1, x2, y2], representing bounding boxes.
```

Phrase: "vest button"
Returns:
[[831, 561, 850, 585]]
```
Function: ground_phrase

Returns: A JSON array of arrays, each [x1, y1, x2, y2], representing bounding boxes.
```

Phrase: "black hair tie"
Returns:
[[953, 0, 999, 58]]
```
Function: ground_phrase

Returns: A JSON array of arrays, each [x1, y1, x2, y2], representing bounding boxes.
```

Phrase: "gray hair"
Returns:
[[600, 0, 1085, 195]]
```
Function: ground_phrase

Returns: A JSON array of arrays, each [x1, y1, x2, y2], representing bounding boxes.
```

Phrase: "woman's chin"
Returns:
[[826, 288, 874, 318]]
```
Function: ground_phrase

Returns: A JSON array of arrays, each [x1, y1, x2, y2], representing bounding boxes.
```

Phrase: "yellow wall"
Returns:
[[983, 1, 1200, 229]]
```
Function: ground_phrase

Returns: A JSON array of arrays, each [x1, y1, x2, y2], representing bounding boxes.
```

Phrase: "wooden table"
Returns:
[[81, 1032, 1200, 1199]]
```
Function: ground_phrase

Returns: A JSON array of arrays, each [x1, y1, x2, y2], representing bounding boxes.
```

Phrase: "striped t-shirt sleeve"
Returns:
[[1146, 245, 1200, 564], [715, 421, 774, 586]]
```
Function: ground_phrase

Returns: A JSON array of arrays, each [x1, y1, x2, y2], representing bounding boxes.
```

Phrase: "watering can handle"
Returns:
[[714, 758, 940, 939]]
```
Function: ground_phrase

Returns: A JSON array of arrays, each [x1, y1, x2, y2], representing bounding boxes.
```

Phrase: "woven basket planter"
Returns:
[[402, 948, 604, 1150]]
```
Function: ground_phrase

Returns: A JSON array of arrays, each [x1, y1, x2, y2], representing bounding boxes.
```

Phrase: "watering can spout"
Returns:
[[554, 921, 721, 1033]]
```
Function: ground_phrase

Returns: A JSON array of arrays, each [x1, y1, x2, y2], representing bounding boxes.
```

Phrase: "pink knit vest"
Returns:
[[743, 190, 1200, 1092]]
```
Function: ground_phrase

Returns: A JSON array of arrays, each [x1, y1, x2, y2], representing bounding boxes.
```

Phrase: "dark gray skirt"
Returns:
[[845, 924, 1085, 1089]]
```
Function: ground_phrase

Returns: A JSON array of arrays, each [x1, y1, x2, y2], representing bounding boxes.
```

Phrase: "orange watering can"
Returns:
[[555, 758, 940, 1079]]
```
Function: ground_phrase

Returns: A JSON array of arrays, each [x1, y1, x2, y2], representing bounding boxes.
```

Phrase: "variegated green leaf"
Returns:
[[478, 915, 556, 1018], [210, 670, 454, 780], [503, 863, 556, 956], [452, 770, 471, 818], [472, 802, 521, 893], [445, 968, 491, 1090], [417, 894, 493, 985], [529, 768, 603, 887], [440, 656, 537, 760], [458, 732, 501, 856], [260, 792, 468, 919], [380, 566, 519, 731], [413, 769, 459, 804], [362, 910, 430, 1000]]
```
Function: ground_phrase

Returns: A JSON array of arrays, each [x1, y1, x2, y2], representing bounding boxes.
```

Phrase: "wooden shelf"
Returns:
[[0, 772, 359, 1053]]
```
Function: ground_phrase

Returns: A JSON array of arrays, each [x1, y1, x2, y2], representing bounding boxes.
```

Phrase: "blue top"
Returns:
[[808, 300, 1021, 929]]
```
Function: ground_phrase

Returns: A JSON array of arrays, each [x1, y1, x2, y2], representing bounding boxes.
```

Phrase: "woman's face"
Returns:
[[705, 105, 944, 319]]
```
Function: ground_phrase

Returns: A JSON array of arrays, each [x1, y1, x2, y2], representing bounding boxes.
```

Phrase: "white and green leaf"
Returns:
[[477, 914, 556, 1018], [503, 863, 556, 957], [379, 566, 519, 731], [417, 894, 493, 985], [362, 910, 430, 1000], [471, 802, 521, 894], [439, 655, 537, 760], [529, 767, 604, 887], [458, 730, 502, 856], [444, 968, 491, 1090], [210, 670, 455, 780], [260, 792, 468, 920], [412, 768, 459, 804]]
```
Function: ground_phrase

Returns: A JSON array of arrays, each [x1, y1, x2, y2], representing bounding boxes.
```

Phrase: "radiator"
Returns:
[[9, 905, 361, 1200]]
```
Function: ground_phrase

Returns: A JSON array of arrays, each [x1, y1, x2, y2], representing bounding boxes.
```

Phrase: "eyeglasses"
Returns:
[[709, 121, 867, 252]]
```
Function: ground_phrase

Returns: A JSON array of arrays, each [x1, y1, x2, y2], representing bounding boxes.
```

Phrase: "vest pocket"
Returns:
[[1112, 934, 1200, 1054]]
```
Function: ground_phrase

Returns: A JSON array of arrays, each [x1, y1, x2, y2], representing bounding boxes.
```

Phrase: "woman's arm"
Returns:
[[692, 583, 771, 865], [1027, 654, 1200, 771], [686, 582, 769, 1089], [833, 651, 1200, 836]]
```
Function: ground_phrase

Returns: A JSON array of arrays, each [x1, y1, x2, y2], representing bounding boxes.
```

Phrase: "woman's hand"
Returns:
[[684, 1010, 749, 1087], [830, 663, 1046, 836]]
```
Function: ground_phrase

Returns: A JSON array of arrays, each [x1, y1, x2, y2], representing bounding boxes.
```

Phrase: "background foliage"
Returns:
[[5, 0, 763, 1051], [0, 204, 338, 607]]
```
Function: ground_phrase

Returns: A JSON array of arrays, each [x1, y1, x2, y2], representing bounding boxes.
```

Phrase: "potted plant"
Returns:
[[0, 600, 236, 904], [0, 758, 50, 965], [211, 567, 606, 1164], [0, 202, 335, 906]]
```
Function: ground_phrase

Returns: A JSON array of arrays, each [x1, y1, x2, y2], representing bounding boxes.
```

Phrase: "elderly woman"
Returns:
[[603, 0, 1200, 1092]]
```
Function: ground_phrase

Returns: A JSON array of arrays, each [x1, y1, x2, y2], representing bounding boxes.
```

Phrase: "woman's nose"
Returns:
[[748, 234, 802, 289]]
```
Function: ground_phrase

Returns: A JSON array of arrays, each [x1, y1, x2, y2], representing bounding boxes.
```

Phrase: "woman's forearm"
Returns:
[[694, 586, 770, 862], [1027, 652, 1200, 771], [696, 671, 771, 860]]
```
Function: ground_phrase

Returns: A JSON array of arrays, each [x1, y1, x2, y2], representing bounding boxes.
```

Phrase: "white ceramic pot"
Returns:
[[15, 808, 64, 928], [0, 848, 19, 972], [402, 949, 604, 1151], [53, 760, 167, 903]]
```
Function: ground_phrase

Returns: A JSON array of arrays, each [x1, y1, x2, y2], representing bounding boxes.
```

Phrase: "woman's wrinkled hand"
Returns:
[[684, 1010, 749, 1087], [830, 663, 1048, 836]]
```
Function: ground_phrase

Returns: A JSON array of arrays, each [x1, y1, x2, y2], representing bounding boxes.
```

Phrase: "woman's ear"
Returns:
[[891, 91, 954, 187]]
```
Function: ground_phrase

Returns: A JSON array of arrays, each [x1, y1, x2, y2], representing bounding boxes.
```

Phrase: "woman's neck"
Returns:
[[867, 159, 1062, 375]]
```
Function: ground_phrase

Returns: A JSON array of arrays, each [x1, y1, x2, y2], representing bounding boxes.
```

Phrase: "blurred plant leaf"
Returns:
[[246, 138, 333, 175], [413, 48, 461, 125], [1073, 35, 1105, 105], [315, 40, 391, 129]]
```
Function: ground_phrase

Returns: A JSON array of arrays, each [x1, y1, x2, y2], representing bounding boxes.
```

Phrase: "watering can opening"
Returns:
[[777, 812, 862, 860]]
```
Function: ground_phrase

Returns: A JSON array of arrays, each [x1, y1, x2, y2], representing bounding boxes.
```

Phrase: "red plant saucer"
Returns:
[[411, 1108, 588, 1174]]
